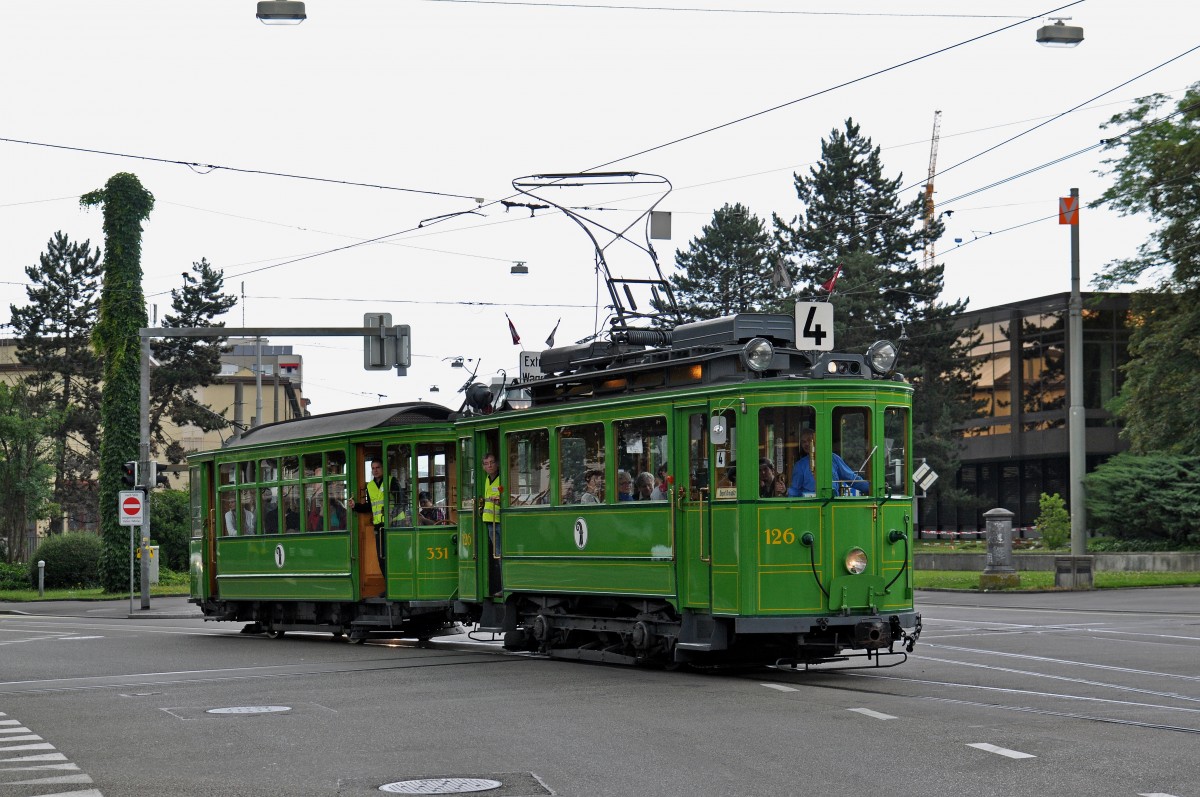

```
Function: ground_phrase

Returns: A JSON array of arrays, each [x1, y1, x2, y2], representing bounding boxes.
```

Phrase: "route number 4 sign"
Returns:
[[795, 301, 835, 351]]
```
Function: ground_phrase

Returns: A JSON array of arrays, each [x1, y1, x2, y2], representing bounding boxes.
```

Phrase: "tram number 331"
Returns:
[[425, 547, 451, 560], [763, 528, 796, 545]]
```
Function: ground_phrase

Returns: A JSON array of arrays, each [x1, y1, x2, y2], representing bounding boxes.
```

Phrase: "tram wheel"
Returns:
[[265, 629, 286, 640]]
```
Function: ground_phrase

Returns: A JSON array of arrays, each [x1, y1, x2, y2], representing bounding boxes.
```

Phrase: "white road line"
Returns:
[[761, 683, 798, 692], [31, 790, 102, 797], [0, 753, 67, 762], [0, 763, 81, 772], [966, 743, 1036, 759], [0, 728, 31, 734], [847, 707, 896, 720], [3, 773, 93, 785], [1138, 792, 1181, 796]]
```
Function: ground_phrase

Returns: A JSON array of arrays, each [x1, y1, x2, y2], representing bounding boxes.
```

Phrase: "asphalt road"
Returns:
[[1, 588, 1198, 797]]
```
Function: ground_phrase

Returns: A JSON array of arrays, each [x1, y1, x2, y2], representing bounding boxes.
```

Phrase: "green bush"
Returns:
[[28, 533, 103, 589], [150, 489, 191, 571], [1036, 493, 1070, 549], [0, 561, 28, 590], [1085, 452, 1200, 546]]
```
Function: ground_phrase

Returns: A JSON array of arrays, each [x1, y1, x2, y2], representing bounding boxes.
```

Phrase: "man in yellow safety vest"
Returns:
[[481, 452, 502, 595]]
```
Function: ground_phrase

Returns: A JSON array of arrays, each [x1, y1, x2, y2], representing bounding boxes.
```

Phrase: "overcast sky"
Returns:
[[1, 1, 1195, 417]]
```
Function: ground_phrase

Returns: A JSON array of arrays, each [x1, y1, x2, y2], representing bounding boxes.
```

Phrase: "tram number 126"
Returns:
[[763, 528, 796, 545]]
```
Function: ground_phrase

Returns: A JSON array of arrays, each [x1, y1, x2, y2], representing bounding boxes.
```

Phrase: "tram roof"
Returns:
[[223, 402, 453, 449]]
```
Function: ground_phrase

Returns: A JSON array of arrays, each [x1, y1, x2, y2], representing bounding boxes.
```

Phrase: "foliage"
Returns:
[[8, 231, 104, 534], [0, 382, 60, 563], [0, 561, 28, 590], [669, 203, 781, 322], [1036, 493, 1071, 550], [150, 258, 239, 471], [1091, 83, 1200, 453], [150, 489, 191, 571], [1083, 452, 1200, 546], [82, 172, 155, 593], [913, 569, 1200, 591], [770, 118, 979, 497], [1088, 536, 1200, 552], [27, 532, 102, 589]]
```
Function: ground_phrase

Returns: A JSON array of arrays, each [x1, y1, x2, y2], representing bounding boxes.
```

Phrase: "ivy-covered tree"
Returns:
[[150, 258, 239, 469], [82, 172, 154, 593], [1092, 82, 1200, 454], [8, 231, 103, 535], [0, 382, 59, 563], [772, 118, 977, 498], [669, 203, 780, 322]]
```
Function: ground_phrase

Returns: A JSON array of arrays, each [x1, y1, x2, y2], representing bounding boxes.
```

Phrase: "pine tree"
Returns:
[[150, 258, 239, 468], [82, 173, 154, 593], [669, 203, 779, 322], [0, 382, 59, 563], [8, 232, 104, 535], [772, 118, 977, 494]]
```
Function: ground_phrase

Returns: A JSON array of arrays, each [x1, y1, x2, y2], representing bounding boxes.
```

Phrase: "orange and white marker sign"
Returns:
[[1059, 196, 1079, 225]]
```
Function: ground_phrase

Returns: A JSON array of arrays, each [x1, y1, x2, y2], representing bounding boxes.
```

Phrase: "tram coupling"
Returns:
[[894, 613, 922, 652]]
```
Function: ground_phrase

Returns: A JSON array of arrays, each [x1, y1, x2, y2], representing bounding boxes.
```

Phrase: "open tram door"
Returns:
[[671, 403, 738, 615], [457, 428, 501, 602]]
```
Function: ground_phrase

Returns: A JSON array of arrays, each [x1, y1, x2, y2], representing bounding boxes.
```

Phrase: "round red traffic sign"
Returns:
[[122, 495, 143, 516]]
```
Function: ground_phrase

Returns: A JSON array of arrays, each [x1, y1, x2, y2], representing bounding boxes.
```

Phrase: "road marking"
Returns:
[[761, 683, 798, 692], [847, 707, 896, 720], [55, 636, 104, 641], [1138, 793, 1181, 796], [966, 743, 1035, 759]]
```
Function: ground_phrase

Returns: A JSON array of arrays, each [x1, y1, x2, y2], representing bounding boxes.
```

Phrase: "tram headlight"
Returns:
[[844, 548, 868, 575], [866, 340, 898, 375], [742, 337, 774, 372]]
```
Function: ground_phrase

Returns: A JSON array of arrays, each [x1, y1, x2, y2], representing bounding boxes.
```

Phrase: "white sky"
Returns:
[[1, 1, 1195, 416]]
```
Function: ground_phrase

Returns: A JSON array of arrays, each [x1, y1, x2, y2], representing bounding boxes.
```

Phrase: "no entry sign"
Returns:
[[118, 490, 144, 526]]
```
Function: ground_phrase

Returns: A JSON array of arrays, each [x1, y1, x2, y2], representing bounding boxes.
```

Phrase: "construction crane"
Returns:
[[922, 110, 942, 270]]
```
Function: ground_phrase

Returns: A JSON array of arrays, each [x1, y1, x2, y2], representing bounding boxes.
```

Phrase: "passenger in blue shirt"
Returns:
[[787, 428, 870, 497]]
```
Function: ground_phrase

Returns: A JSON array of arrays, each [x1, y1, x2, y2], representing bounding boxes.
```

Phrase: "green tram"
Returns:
[[188, 311, 922, 666]]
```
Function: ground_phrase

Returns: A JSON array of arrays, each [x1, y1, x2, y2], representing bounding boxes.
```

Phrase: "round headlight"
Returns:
[[742, 337, 774, 372], [866, 340, 898, 374], [844, 548, 868, 575]]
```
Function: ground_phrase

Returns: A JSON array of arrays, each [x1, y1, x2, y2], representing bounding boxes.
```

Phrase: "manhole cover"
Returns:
[[205, 706, 291, 715], [379, 778, 503, 794]]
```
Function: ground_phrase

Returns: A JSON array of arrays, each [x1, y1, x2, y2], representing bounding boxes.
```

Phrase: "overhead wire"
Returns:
[[418, 0, 1026, 18]]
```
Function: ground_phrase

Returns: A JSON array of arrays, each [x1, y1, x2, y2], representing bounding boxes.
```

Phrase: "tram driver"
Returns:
[[787, 428, 869, 497]]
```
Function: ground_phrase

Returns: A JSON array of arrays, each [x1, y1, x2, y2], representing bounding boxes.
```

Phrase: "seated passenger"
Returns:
[[616, 470, 635, 501], [418, 490, 446, 525], [635, 471, 655, 500], [650, 463, 669, 500], [787, 429, 869, 497], [759, 458, 786, 497], [580, 469, 604, 504], [560, 478, 578, 504]]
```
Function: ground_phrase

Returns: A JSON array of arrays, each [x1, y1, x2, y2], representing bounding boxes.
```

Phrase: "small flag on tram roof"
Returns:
[[546, 318, 561, 347], [506, 313, 521, 345], [821, 265, 843, 294]]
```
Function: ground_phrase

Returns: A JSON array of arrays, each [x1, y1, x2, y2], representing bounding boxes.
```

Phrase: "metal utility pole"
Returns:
[[1065, 188, 1086, 556]]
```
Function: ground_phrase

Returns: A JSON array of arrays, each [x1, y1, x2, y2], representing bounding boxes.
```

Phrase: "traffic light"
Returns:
[[121, 461, 138, 488]]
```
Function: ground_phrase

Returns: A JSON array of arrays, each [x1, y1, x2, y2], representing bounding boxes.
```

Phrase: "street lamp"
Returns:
[[1036, 17, 1083, 47], [256, 1, 306, 24], [511, 261, 529, 275]]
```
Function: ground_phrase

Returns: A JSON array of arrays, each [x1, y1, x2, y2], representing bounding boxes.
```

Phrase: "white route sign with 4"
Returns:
[[795, 301, 835, 351]]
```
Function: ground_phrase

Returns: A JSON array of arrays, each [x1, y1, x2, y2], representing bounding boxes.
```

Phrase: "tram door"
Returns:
[[672, 405, 711, 610], [458, 429, 500, 601]]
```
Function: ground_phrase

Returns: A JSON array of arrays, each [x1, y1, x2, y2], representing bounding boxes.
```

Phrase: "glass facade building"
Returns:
[[921, 292, 1131, 532]]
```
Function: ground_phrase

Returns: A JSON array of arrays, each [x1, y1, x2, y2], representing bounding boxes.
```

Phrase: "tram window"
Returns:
[[758, 406, 815, 497], [417, 444, 454, 523], [328, 482, 349, 531], [326, 450, 347, 477], [304, 483, 325, 531], [236, 489, 257, 534], [280, 485, 301, 532], [238, 460, 257, 484], [302, 452, 322, 478], [281, 455, 299, 482], [712, 411, 737, 500], [260, 486, 280, 534], [833, 407, 872, 496], [386, 443, 412, 526], [191, 466, 203, 539], [507, 429, 549, 506], [884, 406, 910, 495], [559, 423, 604, 504], [686, 413, 707, 501], [459, 437, 475, 511], [219, 463, 235, 487], [259, 457, 279, 483], [615, 416, 667, 501]]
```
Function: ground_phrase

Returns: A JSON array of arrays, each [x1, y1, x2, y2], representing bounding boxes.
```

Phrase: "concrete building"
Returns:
[[922, 291, 1132, 533]]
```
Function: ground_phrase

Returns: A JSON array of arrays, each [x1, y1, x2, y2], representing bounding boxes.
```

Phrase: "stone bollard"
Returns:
[[979, 508, 1020, 590]]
